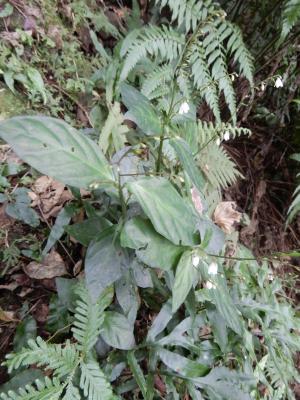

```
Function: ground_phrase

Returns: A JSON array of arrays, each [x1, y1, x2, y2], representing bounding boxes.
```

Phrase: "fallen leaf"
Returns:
[[213, 201, 241, 234], [29, 176, 73, 219], [23, 250, 67, 279], [0, 307, 18, 322]]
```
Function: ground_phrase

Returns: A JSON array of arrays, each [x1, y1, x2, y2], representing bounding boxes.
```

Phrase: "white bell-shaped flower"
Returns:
[[208, 262, 218, 275], [275, 77, 283, 88], [179, 102, 190, 115], [224, 131, 230, 141]]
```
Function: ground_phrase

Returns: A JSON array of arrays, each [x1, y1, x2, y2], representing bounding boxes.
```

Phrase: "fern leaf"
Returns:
[[62, 383, 81, 400], [287, 177, 300, 222], [155, 0, 216, 32], [281, 0, 300, 41], [4, 338, 79, 378], [189, 43, 221, 122], [0, 377, 62, 400], [80, 360, 115, 400], [120, 26, 185, 80], [72, 284, 113, 354], [197, 143, 243, 190], [141, 65, 173, 98], [225, 22, 254, 88]]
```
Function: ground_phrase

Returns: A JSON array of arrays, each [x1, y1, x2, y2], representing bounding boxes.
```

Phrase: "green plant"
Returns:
[[287, 154, 300, 222], [1, 284, 116, 400], [0, 2, 299, 400]]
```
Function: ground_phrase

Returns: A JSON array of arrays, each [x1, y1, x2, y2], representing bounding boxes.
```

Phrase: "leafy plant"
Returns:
[[0, 2, 299, 400], [1, 284, 116, 400]]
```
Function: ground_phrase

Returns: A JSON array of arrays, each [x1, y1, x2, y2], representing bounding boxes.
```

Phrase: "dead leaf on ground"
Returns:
[[23, 250, 67, 279], [0, 307, 18, 323], [213, 201, 242, 234], [29, 176, 73, 219]]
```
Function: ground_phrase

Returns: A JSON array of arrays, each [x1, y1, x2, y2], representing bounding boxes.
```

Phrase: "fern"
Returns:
[[141, 65, 173, 98], [287, 154, 300, 222], [2, 284, 115, 400], [80, 360, 116, 400], [155, 0, 216, 32], [281, 0, 300, 42], [4, 338, 79, 378], [0, 377, 62, 400], [120, 26, 185, 80]]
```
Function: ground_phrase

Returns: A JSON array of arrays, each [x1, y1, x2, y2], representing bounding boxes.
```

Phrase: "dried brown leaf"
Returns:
[[23, 250, 67, 279], [213, 201, 241, 234]]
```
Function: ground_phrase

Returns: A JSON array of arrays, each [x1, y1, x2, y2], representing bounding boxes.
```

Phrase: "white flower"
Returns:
[[224, 131, 230, 141], [205, 281, 216, 290], [192, 255, 200, 267], [179, 102, 190, 115], [261, 82, 265, 91], [216, 138, 221, 146], [275, 77, 283, 88], [208, 262, 218, 275]]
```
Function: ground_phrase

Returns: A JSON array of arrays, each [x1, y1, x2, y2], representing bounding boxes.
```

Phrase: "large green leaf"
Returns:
[[169, 137, 205, 191], [159, 349, 209, 378], [101, 311, 135, 350], [121, 217, 184, 270], [127, 177, 198, 246], [172, 250, 200, 312], [0, 116, 114, 189], [85, 228, 129, 302], [120, 83, 161, 135], [65, 217, 112, 246]]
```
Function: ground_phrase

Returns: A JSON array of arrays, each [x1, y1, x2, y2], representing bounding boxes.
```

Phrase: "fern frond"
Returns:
[[0, 377, 62, 400], [225, 22, 254, 88], [141, 65, 173, 98], [72, 284, 113, 354], [198, 143, 243, 191], [189, 43, 221, 122], [4, 337, 79, 378], [281, 0, 300, 41], [80, 360, 115, 400], [155, 0, 216, 32], [120, 26, 185, 80], [62, 383, 81, 400], [197, 120, 251, 145]]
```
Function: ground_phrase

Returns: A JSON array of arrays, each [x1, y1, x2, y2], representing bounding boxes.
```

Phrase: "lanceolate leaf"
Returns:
[[127, 177, 198, 246], [0, 116, 115, 189], [172, 250, 200, 312], [159, 349, 209, 378], [169, 137, 205, 191], [120, 83, 161, 135], [127, 351, 147, 399]]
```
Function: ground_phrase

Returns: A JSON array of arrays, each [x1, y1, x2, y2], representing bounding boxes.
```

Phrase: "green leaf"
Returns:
[[101, 311, 135, 350], [0, 4, 14, 18], [127, 177, 198, 246], [121, 217, 184, 270], [116, 271, 139, 324], [0, 370, 44, 395], [13, 316, 37, 352], [127, 351, 147, 399], [26, 68, 47, 104], [172, 250, 200, 312], [120, 83, 161, 135], [65, 217, 112, 246], [43, 205, 77, 255], [147, 300, 173, 342], [169, 137, 205, 191], [159, 349, 209, 378], [85, 228, 129, 302], [6, 188, 39, 227], [0, 116, 115, 189]]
